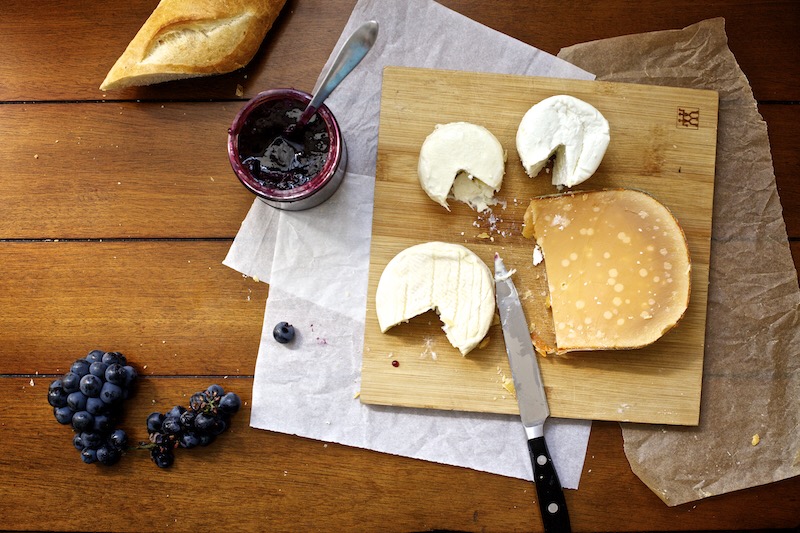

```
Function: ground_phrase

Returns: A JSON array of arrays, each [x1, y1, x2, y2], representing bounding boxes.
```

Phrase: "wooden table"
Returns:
[[1, 1, 797, 531]]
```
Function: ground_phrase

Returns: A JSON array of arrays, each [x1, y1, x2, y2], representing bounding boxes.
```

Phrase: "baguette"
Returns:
[[100, 0, 287, 91]]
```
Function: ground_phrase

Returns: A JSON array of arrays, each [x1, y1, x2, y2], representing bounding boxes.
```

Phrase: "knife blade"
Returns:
[[494, 253, 571, 533]]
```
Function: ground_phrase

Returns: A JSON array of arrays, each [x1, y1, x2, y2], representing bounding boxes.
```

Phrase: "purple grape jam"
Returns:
[[237, 99, 330, 190]]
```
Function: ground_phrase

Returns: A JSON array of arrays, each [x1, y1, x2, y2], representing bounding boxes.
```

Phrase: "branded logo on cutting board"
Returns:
[[677, 107, 700, 129]]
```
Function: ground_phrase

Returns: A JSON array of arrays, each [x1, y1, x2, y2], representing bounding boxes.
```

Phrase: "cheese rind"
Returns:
[[516, 95, 610, 188], [523, 189, 691, 353], [375, 242, 495, 356], [418, 122, 506, 211]]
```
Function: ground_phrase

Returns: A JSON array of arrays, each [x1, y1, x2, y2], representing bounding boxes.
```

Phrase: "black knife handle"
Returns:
[[528, 436, 571, 532]]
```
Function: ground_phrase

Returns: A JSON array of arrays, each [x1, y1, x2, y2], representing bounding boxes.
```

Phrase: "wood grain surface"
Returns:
[[361, 67, 717, 425], [0, 0, 797, 531]]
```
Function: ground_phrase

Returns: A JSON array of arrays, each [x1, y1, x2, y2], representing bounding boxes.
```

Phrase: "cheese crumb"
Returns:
[[501, 375, 516, 396], [751, 434, 760, 446], [532, 245, 544, 265]]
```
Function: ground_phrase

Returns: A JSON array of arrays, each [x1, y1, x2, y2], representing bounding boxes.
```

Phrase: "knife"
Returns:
[[494, 253, 571, 532]]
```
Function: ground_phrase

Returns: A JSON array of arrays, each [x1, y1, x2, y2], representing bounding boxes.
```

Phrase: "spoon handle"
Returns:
[[297, 20, 379, 126]]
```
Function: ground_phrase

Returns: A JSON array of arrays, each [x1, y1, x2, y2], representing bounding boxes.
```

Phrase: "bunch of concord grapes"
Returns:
[[47, 350, 137, 465], [48, 350, 241, 468]]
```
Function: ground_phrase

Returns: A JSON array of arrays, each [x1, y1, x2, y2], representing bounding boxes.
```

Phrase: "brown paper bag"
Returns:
[[558, 17, 800, 507]]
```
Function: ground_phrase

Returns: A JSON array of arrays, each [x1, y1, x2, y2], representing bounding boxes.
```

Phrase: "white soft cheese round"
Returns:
[[516, 95, 610, 188], [418, 122, 506, 211], [375, 242, 495, 356]]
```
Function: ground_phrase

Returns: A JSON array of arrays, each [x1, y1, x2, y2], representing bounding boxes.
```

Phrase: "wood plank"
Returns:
[[361, 67, 717, 425], [0, 1, 796, 104], [0, 241, 268, 375], [439, 0, 800, 102], [0, 102, 258, 239], [0, 0, 356, 102], [2, 104, 790, 245], [1, 376, 798, 532]]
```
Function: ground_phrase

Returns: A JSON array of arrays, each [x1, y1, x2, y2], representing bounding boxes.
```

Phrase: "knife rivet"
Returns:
[[547, 503, 559, 514], [536, 454, 548, 466]]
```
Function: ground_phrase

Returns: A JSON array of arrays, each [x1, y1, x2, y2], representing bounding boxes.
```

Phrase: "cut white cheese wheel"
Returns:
[[375, 242, 495, 356], [418, 122, 506, 211], [516, 95, 610, 188], [522, 189, 691, 353]]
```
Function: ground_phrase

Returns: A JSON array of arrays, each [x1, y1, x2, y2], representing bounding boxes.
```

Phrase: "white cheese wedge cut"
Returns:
[[516, 95, 610, 188], [522, 189, 691, 353], [418, 122, 506, 211], [375, 242, 495, 356]]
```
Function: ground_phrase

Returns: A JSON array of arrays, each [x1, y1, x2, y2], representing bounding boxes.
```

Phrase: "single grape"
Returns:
[[66, 391, 88, 411], [218, 393, 241, 415], [161, 416, 182, 435], [178, 410, 196, 429], [210, 417, 228, 436], [102, 351, 126, 366], [93, 414, 113, 433], [167, 405, 186, 418], [189, 392, 208, 411], [70, 359, 91, 377], [86, 397, 107, 416], [108, 429, 128, 450], [85, 349, 105, 363], [206, 384, 225, 399], [79, 374, 103, 397], [73, 433, 85, 451], [48, 380, 68, 408], [54, 406, 74, 425], [179, 432, 200, 449], [194, 412, 215, 432], [48, 379, 64, 393], [104, 363, 127, 385], [122, 365, 137, 387], [48, 389, 68, 408], [273, 321, 295, 343], [61, 372, 81, 393], [146, 412, 165, 434], [89, 361, 109, 379], [100, 382, 123, 404], [96, 445, 121, 466], [151, 448, 174, 468], [71, 411, 94, 432], [81, 448, 98, 464]]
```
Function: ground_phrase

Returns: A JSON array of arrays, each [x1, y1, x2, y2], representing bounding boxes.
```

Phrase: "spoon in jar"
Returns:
[[286, 20, 379, 135]]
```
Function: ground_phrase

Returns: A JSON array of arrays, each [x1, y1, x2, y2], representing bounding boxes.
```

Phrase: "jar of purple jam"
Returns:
[[228, 88, 347, 210]]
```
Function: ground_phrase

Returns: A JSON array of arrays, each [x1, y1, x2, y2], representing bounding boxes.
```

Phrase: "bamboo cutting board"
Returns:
[[360, 67, 718, 425]]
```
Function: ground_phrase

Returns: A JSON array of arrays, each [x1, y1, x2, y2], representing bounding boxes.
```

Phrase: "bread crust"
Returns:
[[100, 0, 287, 90]]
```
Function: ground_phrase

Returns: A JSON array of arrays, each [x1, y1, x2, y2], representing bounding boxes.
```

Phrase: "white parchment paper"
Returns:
[[224, 0, 595, 487]]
